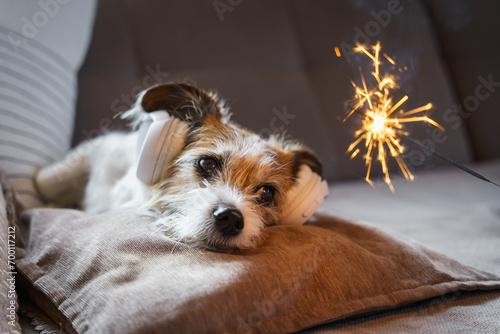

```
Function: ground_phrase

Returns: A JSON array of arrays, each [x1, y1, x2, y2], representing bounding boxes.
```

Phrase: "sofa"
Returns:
[[1, 0, 499, 333]]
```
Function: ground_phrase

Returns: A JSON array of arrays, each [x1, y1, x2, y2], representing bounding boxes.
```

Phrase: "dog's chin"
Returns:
[[163, 232, 261, 254], [187, 237, 258, 254], [150, 216, 263, 253]]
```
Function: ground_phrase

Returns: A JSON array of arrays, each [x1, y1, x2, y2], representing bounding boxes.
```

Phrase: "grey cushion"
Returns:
[[426, 1, 500, 161], [0, 0, 97, 208]]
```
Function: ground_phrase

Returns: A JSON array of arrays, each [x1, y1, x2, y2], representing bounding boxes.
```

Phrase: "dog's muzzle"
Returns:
[[212, 205, 244, 236]]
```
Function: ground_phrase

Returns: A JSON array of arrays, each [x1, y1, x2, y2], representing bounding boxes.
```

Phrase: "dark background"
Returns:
[[74, 0, 500, 181]]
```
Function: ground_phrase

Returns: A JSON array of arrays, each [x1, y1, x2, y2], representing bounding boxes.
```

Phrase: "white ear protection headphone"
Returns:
[[136, 110, 329, 225], [136, 111, 189, 185], [279, 165, 329, 225]]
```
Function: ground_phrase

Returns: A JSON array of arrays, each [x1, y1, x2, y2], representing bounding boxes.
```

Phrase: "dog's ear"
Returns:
[[139, 82, 229, 125], [290, 148, 323, 177]]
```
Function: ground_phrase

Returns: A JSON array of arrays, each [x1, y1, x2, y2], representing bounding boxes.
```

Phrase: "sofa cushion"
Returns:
[[426, 1, 500, 161], [0, 0, 97, 208]]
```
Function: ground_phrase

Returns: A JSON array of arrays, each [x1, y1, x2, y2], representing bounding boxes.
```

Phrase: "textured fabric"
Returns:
[[300, 290, 500, 333], [0, 0, 97, 208], [310, 159, 500, 332], [14, 205, 500, 333], [426, 1, 500, 161], [0, 169, 21, 333], [322, 159, 500, 277], [75, 0, 473, 182]]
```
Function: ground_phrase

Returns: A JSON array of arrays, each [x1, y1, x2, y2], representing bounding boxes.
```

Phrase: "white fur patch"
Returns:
[[119, 89, 150, 129], [83, 132, 147, 213]]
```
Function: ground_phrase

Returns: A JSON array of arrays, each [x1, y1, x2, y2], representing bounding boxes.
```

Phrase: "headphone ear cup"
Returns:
[[136, 111, 188, 185], [151, 118, 188, 184], [279, 165, 329, 225]]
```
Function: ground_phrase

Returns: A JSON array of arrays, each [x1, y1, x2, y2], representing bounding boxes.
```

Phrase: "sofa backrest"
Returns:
[[75, 0, 474, 182]]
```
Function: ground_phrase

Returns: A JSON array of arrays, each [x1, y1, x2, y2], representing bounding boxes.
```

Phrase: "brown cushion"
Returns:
[[16, 208, 500, 333]]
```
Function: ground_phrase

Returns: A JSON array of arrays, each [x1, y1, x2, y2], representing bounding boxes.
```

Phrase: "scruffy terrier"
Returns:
[[36, 82, 328, 251]]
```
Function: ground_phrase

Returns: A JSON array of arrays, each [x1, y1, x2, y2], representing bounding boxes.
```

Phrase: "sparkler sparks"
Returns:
[[343, 42, 444, 192]]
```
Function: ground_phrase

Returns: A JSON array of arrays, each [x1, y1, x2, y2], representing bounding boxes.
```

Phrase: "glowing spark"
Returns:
[[344, 42, 444, 192], [334, 46, 342, 58], [383, 53, 396, 65]]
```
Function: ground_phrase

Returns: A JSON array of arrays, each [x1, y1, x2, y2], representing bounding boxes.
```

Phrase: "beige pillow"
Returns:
[[14, 207, 500, 333]]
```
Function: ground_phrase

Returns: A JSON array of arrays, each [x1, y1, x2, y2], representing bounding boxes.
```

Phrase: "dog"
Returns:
[[36, 82, 328, 251]]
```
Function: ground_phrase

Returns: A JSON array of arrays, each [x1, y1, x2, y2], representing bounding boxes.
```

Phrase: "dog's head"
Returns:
[[126, 82, 325, 252]]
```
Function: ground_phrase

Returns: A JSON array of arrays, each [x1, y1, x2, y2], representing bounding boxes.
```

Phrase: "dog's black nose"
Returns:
[[213, 206, 244, 236]]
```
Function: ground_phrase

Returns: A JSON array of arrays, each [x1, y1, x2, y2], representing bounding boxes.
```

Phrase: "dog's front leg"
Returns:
[[35, 143, 91, 208]]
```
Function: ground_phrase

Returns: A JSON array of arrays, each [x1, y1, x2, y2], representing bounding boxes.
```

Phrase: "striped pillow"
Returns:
[[0, 1, 96, 208]]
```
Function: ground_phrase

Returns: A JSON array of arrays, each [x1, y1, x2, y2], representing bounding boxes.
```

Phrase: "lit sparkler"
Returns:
[[340, 41, 500, 190], [342, 42, 444, 192]]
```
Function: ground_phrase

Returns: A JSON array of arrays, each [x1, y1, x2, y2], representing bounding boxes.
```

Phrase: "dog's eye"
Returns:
[[198, 158, 218, 175], [256, 186, 274, 205]]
